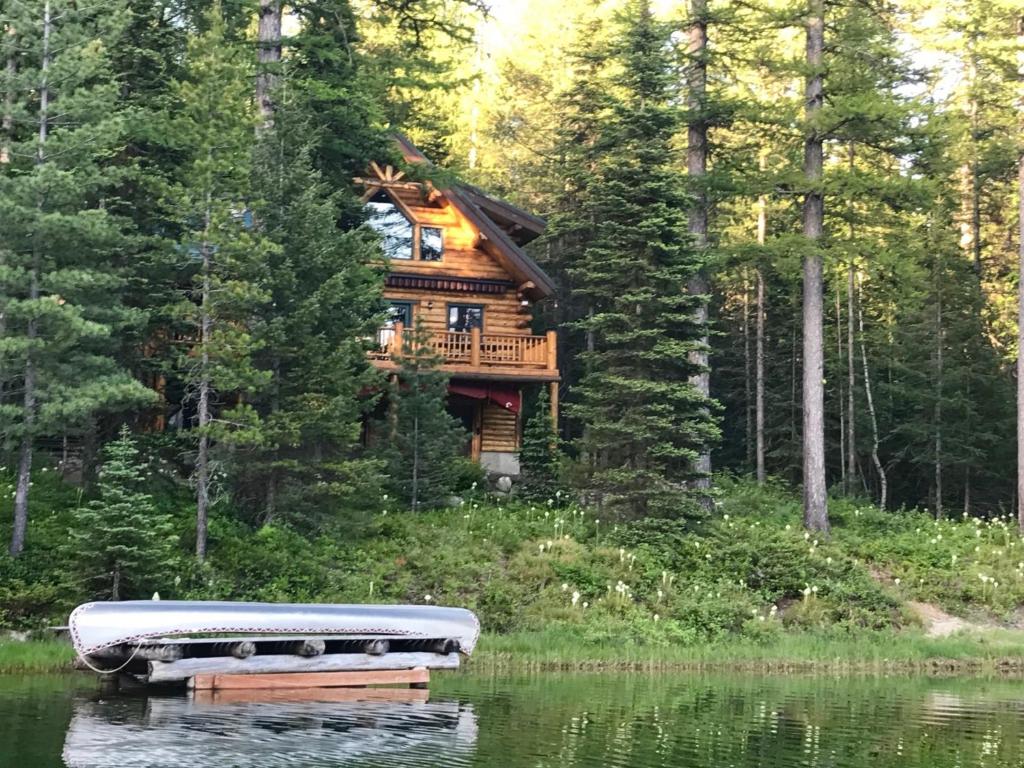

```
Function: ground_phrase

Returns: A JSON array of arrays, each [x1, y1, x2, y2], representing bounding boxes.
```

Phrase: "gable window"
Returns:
[[365, 190, 413, 260], [448, 304, 484, 333], [420, 226, 444, 261], [364, 187, 447, 262]]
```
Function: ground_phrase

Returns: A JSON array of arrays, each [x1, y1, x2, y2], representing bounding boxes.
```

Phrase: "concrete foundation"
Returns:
[[480, 451, 520, 477]]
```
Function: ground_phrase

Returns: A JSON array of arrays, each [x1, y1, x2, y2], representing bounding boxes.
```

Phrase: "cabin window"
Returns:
[[448, 304, 484, 333], [365, 190, 413, 260], [386, 301, 413, 327], [420, 226, 444, 261]]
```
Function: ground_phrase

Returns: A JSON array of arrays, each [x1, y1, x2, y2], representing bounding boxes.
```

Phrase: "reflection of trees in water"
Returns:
[[457, 674, 1024, 768], [61, 693, 478, 768], [29, 674, 1024, 768]]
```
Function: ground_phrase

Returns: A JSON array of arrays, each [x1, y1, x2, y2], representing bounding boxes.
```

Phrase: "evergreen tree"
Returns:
[[0, 0, 154, 555], [66, 426, 177, 601], [519, 385, 560, 501], [569, 0, 718, 517], [236, 94, 386, 526], [383, 317, 467, 511], [165, 2, 274, 559]]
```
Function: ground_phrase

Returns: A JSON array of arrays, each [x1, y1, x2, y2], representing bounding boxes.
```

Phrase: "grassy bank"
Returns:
[[5, 474, 1024, 674], [0, 640, 75, 673], [3, 630, 1023, 676], [470, 629, 1024, 674]]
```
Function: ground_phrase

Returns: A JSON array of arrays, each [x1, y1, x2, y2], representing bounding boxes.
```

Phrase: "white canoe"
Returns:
[[69, 600, 480, 657]]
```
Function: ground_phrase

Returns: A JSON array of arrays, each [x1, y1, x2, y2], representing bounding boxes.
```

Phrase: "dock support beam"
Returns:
[[190, 666, 430, 691]]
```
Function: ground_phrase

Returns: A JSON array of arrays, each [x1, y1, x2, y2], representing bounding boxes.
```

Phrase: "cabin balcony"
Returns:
[[369, 323, 559, 381]]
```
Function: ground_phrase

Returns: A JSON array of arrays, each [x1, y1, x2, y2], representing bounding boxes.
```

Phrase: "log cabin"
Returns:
[[359, 135, 558, 477]]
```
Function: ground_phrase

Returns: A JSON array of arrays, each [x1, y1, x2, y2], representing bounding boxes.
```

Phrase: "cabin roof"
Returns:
[[392, 133, 556, 299]]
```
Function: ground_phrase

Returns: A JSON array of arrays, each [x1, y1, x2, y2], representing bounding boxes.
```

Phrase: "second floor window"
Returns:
[[420, 226, 443, 261], [364, 189, 446, 262], [448, 304, 484, 333], [365, 190, 413, 260]]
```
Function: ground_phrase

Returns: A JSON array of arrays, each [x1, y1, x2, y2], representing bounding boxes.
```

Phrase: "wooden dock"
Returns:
[[189, 666, 430, 692]]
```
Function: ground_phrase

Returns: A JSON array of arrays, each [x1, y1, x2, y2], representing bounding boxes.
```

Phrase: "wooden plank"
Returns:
[[153, 651, 459, 683], [192, 686, 431, 705], [196, 667, 430, 692]]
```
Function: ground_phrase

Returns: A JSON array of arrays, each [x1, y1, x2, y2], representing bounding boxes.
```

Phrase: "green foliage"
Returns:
[[379, 317, 468, 510], [64, 427, 177, 600], [226, 76, 386, 528], [563, 1, 718, 516], [518, 385, 560, 501]]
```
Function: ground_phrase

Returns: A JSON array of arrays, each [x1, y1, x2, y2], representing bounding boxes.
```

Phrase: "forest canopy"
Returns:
[[0, 0, 1021, 575]]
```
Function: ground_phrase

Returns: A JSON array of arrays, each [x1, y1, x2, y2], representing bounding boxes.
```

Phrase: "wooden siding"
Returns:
[[480, 403, 519, 453]]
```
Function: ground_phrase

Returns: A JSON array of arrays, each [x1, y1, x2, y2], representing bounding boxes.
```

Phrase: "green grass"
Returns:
[[470, 629, 1024, 673], [0, 640, 74, 673]]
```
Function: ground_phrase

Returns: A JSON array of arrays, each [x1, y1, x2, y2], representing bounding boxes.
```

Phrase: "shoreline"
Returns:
[[5, 629, 1024, 677]]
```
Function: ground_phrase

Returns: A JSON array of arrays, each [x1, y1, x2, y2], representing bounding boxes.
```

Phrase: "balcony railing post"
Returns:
[[393, 322, 404, 355], [470, 326, 481, 367], [545, 330, 557, 371]]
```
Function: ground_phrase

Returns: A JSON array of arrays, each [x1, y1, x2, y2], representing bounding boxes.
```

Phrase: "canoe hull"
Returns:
[[69, 601, 480, 657]]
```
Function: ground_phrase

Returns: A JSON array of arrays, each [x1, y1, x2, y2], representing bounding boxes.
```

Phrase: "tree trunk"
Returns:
[[935, 281, 944, 519], [1017, 11, 1024, 533], [755, 267, 766, 484], [857, 275, 887, 510], [1, 21, 14, 165], [755, 155, 767, 484], [846, 262, 856, 493], [195, 211, 212, 561], [686, 0, 712, 503], [802, 0, 828, 532], [11, 1, 50, 557], [743, 275, 753, 471], [411, 412, 420, 512], [256, 0, 282, 128], [835, 277, 845, 491]]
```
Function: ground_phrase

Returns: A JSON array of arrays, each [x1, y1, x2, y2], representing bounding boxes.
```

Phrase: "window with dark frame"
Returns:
[[386, 301, 413, 327], [447, 304, 484, 333], [420, 226, 444, 261]]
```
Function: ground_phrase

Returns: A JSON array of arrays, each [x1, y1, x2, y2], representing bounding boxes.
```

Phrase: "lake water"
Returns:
[[2, 672, 1024, 767]]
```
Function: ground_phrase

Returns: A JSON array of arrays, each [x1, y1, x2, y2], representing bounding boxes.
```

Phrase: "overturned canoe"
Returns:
[[69, 600, 480, 658]]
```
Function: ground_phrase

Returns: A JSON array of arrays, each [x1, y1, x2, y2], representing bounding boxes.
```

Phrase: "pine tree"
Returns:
[[66, 426, 177, 601], [383, 317, 467, 511], [569, 0, 718, 517], [165, 2, 274, 559], [0, 0, 154, 555], [237, 93, 386, 526], [519, 385, 560, 501]]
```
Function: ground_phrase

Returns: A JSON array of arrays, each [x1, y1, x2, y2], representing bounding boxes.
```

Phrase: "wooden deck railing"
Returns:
[[372, 323, 557, 373]]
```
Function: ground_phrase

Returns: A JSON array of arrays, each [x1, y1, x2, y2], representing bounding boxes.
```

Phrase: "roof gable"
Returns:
[[391, 134, 556, 300]]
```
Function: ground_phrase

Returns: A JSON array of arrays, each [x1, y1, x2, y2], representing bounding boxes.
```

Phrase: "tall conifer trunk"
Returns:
[[1016, 12, 1024, 534], [11, 0, 50, 556], [755, 156, 767, 484], [755, 268, 766, 484], [743, 276, 753, 469], [846, 262, 856, 492], [1, 22, 13, 165], [195, 210, 212, 561], [935, 273, 944, 519], [858, 276, 886, 509], [835, 279, 845, 490], [802, 0, 828, 531], [686, 0, 712, 503], [256, 0, 282, 128]]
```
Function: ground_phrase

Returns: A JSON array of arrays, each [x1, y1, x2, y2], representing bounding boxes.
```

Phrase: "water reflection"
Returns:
[[3, 673, 1024, 768], [61, 689, 478, 768]]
